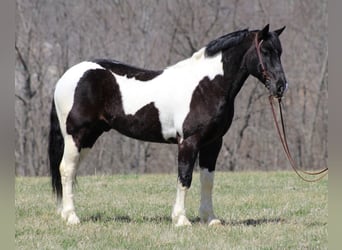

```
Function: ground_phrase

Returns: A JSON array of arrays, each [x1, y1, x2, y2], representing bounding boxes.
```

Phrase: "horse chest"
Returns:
[[181, 78, 235, 141]]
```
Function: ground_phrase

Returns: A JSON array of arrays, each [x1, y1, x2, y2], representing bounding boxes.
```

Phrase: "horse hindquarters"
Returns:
[[49, 62, 110, 225]]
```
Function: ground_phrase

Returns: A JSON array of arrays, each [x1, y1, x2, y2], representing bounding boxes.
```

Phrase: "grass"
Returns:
[[15, 172, 327, 249]]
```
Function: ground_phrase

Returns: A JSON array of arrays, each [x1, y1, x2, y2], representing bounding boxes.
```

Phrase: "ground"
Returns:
[[15, 171, 327, 249]]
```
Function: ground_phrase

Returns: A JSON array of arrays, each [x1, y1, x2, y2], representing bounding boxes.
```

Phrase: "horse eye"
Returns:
[[263, 50, 271, 56]]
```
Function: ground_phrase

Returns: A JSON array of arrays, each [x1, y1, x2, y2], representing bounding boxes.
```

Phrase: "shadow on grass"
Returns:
[[189, 217, 285, 226], [224, 217, 285, 226], [83, 212, 172, 224], [83, 212, 284, 227]]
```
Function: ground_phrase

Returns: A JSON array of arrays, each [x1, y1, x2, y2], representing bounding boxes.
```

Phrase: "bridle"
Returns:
[[254, 33, 270, 86], [254, 33, 328, 182]]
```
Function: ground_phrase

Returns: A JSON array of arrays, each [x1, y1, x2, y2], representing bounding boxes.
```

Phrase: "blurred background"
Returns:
[[15, 0, 327, 176]]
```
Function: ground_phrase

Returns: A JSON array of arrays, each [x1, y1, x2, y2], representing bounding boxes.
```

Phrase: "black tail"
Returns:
[[48, 98, 64, 202]]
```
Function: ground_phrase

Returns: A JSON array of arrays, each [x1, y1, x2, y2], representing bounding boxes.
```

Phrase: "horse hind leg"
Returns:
[[59, 122, 104, 224], [59, 134, 81, 225]]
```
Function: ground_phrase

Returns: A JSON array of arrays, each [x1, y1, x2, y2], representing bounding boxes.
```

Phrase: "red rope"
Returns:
[[269, 96, 328, 182]]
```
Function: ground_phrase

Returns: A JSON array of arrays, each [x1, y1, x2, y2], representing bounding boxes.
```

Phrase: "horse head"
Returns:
[[245, 24, 288, 98]]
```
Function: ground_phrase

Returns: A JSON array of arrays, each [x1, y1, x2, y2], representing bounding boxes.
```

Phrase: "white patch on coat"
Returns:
[[113, 48, 223, 141]]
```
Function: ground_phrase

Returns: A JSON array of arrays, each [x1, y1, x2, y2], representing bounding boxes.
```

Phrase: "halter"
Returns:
[[254, 33, 270, 83]]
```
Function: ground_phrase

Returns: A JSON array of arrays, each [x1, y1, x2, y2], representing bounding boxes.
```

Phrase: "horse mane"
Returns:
[[205, 28, 249, 57]]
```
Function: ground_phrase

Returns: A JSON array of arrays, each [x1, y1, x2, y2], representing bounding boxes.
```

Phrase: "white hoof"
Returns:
[[67, 213, 80, 225], [173, 215, 192, 227], [200, 213, 222, 226], [208, 218, 222, 226], [61, 210, 80, 225]]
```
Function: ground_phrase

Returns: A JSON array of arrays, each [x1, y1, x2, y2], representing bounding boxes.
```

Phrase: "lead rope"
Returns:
[[269, 96, 328, 182]]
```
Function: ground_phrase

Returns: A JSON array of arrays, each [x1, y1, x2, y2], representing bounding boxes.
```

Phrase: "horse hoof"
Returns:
[[67, 213, 80, 225], [208, 218, 222, 226], [61, 210, 80, 225], [174, 215, 192, 227]]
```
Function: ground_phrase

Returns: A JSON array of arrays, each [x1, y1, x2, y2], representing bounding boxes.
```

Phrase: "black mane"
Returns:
[[205, 28, 249, 57], [92, 59, 163, 81]]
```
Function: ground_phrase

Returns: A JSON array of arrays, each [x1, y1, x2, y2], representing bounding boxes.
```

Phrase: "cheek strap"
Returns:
[[254, 34, 269, 81]]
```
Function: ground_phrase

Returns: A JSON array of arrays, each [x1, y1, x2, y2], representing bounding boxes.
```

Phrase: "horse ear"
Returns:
[[259, 24, 270, 40], [274, 26, 286, 36]]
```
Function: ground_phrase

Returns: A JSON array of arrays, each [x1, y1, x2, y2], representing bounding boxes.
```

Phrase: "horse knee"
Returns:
[[60, 136, 80, 182], [60, 155, 78, 176], [177, 138, 199, 188], [178, 170, 193, 188], [64, 135, 79, 159]]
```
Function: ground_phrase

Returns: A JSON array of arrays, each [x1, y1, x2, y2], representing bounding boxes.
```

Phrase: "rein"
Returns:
[[269, 96, 328, 182], [254, 32, 328, 182]]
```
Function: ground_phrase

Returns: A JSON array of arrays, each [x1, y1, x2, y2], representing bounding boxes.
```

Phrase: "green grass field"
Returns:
[[15, 172, 327, 249]]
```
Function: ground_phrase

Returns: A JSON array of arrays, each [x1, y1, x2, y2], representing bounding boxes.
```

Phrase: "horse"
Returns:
[[48, 24, 287, 226]]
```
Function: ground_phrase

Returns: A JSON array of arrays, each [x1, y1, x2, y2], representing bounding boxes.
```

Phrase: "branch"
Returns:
[[309, 49, 328, 148], [204, 0, 221, 37], [15, 44, 29, 75], [257, 0, 270, 24], [15, 94, 27, 106]]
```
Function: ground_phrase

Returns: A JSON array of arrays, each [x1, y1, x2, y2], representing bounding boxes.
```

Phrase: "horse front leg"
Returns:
[[172, 136, 199, 227], [199, 138, 222, 226]]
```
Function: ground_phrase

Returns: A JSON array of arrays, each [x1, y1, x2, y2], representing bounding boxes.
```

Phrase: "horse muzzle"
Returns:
[[268, 80, 288, 98]]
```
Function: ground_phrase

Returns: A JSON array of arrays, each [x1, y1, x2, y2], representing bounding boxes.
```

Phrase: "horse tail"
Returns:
[[48, 97, 64, 202]]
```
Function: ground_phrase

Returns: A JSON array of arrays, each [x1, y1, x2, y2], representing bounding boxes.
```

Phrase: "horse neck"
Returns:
[[221, 41, 252, 101]]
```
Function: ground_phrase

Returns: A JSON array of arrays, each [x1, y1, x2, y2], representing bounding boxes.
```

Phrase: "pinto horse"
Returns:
[[48, 24, 287, 226]]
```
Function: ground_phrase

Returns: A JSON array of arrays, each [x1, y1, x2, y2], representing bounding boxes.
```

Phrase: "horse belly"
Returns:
[[115, 74, 184, 142], [112, 102, 176, 143]]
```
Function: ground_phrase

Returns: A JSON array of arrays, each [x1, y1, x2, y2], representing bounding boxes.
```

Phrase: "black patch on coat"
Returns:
[[93, 59, 163, 81], [66, 68, 165, 150], [112, 102, 165, 142], [182, 75, 235, 146]]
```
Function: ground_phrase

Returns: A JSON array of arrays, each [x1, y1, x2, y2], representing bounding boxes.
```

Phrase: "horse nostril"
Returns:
[[277, 85, 284, 96]]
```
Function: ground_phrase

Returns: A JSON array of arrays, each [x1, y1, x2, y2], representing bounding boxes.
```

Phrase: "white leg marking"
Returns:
[[60, 135, 80, 225], [172, 180, 191, 227], [199, 169, 221, 226]]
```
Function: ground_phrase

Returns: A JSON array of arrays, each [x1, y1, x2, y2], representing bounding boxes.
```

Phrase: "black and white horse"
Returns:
[[48, 24, 287, 226]]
